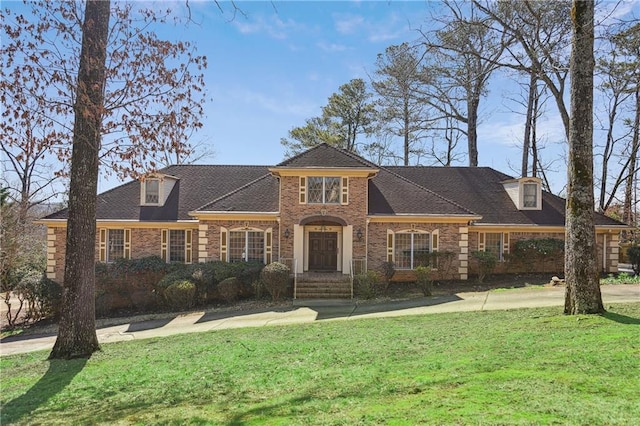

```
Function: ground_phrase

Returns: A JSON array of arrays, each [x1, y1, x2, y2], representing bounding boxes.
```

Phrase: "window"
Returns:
[[523, 183, 538, 208], [99, 229, 131, 262], [229, 230, 264, 263], [161, 229, 192, 263], [479, 232, 509, 261], [394, 232, 431, 270], [107, 229, 125, 262], [145, 179, 160, 204], [307, 177, 341, 204], [484, 233, 502, 259]]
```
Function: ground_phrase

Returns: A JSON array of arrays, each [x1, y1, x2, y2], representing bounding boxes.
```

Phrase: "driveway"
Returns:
[[1, 284, 638, 356]]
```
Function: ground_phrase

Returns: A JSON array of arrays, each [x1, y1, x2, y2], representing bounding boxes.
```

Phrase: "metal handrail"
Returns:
[[293, 258, 298, 299]]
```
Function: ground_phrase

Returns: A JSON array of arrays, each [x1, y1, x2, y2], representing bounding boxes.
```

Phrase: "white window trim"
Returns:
[[161, 229, 192, 264], [479, 232, 509, 261], [520, 182, 542, 210], [141, 177, 163, 206], [99, 228, 131, 263], [227, 228, 268, 263], [389, 229, 434, 270]]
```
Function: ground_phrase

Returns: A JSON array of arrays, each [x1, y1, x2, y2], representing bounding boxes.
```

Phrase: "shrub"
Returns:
[[14, 273, 62, 322], [471, 251, 498, 283], [627, 246, 640, 274], [510, 238, 564, 272], [217, 277, 241, 303], [429, 251, 455, 279], [95, 256, 169, 314], [414, 265, 433, 296], [378, 261, 395, 292], [354, 270, 382, 299], [163, 280, 196, 311], [260, 262, 290, 301]]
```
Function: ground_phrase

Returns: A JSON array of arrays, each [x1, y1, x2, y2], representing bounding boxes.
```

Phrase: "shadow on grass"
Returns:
[[602, 311, 640, 325], [2, 358, 87, 424]]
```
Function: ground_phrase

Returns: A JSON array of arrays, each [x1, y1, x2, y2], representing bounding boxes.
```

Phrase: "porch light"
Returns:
[[284, 228, 290, 239], [356, 228, 363, 241]]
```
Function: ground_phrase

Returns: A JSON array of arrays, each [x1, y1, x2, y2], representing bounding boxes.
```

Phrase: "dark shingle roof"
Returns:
[[44, 165, 270, 221], [388, 166, 623, 226], [42, 144, 625, 228], [369, 169, 476, 216], [276, 143, 378, 169], [196, 174, 279, 212]]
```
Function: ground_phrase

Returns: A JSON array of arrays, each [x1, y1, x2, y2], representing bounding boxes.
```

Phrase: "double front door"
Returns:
[[309, 232, 338, 271]]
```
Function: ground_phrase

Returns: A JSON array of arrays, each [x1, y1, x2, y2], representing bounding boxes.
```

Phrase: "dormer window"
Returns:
[[144, 179, 160, 205], [523, 183, 538, 208], [501, 177, 542, 210]]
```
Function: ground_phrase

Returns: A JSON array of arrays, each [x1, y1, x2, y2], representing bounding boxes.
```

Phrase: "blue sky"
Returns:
[[190, 1, 440, 165], [167, 0, 637, 196], [3, 0, 638, 198]]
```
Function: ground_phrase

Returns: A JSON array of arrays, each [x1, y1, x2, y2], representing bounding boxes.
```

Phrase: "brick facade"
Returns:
[[43, 168, 623, 285], [368, 221, 467, 280]]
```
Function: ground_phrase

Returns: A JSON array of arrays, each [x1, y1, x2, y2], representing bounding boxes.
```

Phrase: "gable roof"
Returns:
[[275, 143, 378, 169], [44, 165, 270, 221], [388, 166, 623, 227], [42, 145, 625, 228]]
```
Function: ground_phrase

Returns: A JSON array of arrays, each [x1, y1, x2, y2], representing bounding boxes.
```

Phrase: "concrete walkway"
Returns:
[[1, 284, 638, 356]]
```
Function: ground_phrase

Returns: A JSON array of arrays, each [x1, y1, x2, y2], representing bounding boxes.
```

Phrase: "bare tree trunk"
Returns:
[[623, 89, 639, 226], [467, 95, 479, 167], [50, 0, 111, 359], [522, 73, 537, 177], [564, 0, 604, 315]]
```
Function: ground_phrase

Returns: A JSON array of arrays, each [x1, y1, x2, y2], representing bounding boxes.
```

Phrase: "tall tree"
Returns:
[[371, 43, 431, 165], [281, 79, 376, 157], [564, 0, 604, 315], [50, 0, 111, 358], [2, 1, 208, 358], [595, 25, 638, 213], [473, 0, 573, 140], [420, 0, 506, 167]]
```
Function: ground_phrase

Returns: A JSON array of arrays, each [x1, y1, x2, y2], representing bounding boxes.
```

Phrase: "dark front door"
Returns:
[[309, 232, 338, 271]]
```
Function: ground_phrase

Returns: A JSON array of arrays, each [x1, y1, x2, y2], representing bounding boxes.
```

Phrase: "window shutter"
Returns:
[[99, 228, 107, 262], [479, 233, 485, 251], [265, 228, 272, 264], [161, 229, 168, 262], [124, 229, 131, 259], [503, 232, 510, 255], [387, 230, 394, 263], [431, 229, 439, 252], [220, 227, 228, 262], [185, 229, 192, 264], [299, 177, 306, 204], [341, 177, 349, 204]]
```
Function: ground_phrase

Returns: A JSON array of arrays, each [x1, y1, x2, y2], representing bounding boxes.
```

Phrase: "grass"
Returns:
[[2, 303, 640, 425]]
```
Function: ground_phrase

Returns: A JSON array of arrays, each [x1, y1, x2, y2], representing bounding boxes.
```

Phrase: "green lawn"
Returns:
[[2, 304, 639, 425]]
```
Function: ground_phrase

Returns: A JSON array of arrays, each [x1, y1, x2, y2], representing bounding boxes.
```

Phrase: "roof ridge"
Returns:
[[276, 142, 379, 168], [194, 173, 274, 211], [378, 165, 479, 216]]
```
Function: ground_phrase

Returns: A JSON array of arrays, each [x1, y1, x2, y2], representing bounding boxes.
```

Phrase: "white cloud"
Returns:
[[317, 41, 349, 52], [232, 14, 305, 40], [478, 113, 567, 148], [334, 13, 365, 34], [230, 88, 318, 118]]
